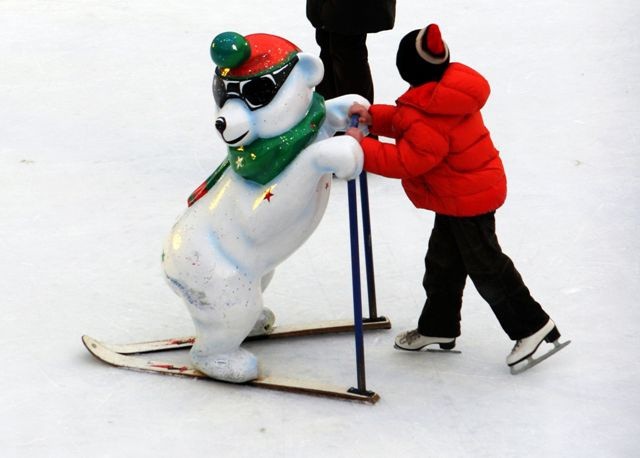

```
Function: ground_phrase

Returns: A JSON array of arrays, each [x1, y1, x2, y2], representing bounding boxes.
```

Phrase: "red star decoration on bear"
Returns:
[[263, 189, 275, 202]]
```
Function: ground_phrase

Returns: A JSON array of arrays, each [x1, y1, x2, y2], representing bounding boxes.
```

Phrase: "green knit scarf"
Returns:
[[188, 93, 325, 206]]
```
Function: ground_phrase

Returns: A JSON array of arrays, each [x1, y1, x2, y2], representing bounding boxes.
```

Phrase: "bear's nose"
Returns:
[[215, 117, 226, 133]]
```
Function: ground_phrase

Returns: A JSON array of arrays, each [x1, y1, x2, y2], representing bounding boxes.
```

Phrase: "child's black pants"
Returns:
[[417, 212, 549, 341]]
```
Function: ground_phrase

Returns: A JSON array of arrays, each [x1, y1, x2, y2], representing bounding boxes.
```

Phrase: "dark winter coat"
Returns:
[[360, 63, 507, 217], [306, 0, 396, 35]]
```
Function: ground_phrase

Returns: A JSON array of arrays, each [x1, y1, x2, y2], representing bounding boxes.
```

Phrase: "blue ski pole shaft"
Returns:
[[347, 113, 367, 393], [349, 114, 379, 320], [347, 177, 367, 393], [358, 171, 379, 319]]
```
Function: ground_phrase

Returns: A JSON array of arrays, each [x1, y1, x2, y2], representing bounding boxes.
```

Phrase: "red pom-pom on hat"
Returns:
[[425, 24, 445, 57], [416, 23, 449, 64]]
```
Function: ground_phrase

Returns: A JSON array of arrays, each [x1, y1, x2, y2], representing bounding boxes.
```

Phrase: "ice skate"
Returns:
[[507, 319, 571, 374], [394, 329, 457, 352]]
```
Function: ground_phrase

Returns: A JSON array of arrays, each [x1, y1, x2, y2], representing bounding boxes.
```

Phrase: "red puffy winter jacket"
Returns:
[[361, 63, 507, 216]]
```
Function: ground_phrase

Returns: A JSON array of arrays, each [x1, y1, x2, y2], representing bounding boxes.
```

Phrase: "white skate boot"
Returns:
[[507, 319, 571, 374], [394, 329, 456, 351]]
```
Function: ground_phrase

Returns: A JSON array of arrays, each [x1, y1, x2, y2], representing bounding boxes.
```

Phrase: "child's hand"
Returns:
[[345, 127, 364, 142], [348, 103, 372, 126]]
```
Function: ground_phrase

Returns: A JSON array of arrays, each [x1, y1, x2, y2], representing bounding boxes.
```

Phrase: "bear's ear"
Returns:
[[296, 53, 324, 88]]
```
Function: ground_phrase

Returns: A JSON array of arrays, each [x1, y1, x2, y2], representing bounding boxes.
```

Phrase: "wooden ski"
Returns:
[[106, 317, 391, 355], [82, 335, 380, 404]]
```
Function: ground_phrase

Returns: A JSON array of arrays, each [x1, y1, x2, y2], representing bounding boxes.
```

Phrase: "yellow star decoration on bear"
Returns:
[[235, 156, 244, 169]]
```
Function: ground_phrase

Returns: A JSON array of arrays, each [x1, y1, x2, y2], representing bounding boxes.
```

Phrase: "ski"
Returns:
[[509, 339, 571, 375], [107, 317, 391, 355], [82, 335, 380, 403]]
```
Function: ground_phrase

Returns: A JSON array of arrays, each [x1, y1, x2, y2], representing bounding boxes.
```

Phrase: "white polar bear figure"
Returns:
[[161, 32, 369, 383]]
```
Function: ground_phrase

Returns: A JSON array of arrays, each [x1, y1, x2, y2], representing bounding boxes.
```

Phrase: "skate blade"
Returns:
[[426, 348, 462, 354], [394, 343, 461, 354], [510, 339, 571, 375]]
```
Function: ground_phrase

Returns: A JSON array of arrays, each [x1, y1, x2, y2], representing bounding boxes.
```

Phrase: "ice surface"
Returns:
[[1, 1, 639, 457]]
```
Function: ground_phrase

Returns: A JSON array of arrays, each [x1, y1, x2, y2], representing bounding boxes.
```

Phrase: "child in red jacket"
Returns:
[[347, 23, 568, 372]]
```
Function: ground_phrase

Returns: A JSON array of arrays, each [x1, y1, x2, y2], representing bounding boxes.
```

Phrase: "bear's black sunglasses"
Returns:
[[213, 56, 299, 110]]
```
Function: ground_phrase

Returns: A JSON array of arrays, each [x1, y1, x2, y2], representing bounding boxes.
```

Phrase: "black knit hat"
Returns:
[[396, 24, 450, 86]]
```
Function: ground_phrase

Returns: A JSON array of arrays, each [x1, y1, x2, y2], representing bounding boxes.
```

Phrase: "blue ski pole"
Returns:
[[347, 114, 372, 396]]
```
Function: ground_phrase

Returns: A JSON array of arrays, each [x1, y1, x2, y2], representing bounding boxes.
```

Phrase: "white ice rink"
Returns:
[[1, 1, 639, 456]]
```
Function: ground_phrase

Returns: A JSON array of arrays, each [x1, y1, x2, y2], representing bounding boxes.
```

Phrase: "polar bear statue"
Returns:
[[161, 32, 369, 383]]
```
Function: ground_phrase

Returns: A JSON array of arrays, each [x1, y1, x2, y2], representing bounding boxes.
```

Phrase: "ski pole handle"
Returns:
[[349, 114, 359, 128]]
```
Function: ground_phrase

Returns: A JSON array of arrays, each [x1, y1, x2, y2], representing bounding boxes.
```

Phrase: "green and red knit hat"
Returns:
[[210, 32, 300, 80]]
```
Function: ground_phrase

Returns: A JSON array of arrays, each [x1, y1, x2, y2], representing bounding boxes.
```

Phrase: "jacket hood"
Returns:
[[396, 63, 490, 116]]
